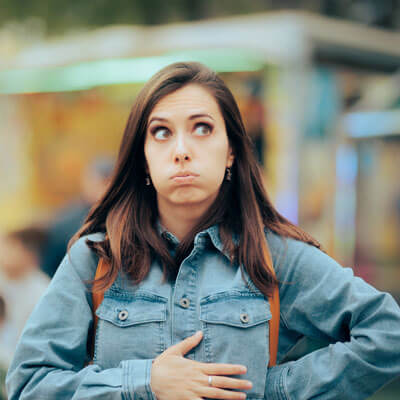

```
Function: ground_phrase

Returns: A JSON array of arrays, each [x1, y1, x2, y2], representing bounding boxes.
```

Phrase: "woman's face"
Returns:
[[144, 84, 234, 211]]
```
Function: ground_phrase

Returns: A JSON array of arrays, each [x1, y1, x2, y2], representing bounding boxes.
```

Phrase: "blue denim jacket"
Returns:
[[6, 225, 400, 399]]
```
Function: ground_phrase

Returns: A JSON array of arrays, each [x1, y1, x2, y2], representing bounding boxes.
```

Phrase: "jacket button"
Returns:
[[240, 313, 249, 323], [118, 310, 129, 321], [179, 298, 190, 308]]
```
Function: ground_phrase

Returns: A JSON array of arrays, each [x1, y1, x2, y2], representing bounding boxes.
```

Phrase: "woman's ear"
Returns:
[[227, 147, 235, 168]]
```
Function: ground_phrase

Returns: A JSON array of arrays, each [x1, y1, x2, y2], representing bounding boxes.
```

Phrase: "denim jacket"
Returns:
[[6, 225, 400, 399]]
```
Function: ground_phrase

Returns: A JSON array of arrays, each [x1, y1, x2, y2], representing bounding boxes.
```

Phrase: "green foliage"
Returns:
[[0, 0, 272, 35]]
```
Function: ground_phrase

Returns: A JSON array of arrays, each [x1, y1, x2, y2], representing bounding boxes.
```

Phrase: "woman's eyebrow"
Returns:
[[188, 113, 215, 121], [148, 113, 215, 125]]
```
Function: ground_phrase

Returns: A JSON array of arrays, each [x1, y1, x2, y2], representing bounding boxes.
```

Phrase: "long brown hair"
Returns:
[[70, 61, 323, 297]]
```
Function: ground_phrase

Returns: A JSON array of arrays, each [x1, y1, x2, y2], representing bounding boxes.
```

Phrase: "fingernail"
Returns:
[[195, 330, 202, 336]]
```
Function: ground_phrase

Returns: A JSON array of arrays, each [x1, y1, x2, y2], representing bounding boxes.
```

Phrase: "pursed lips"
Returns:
[[170, 171, 199, 179], [170, 171, 199, 183]]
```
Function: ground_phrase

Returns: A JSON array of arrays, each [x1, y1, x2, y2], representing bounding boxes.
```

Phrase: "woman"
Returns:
[[6, 62, 400, 399]]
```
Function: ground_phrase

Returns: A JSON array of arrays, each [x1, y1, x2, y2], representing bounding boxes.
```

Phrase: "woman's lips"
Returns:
[[171, 174, 198, 184]]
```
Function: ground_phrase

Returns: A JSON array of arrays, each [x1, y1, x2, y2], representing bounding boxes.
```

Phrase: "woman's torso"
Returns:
[[94, 225, 272, 399]]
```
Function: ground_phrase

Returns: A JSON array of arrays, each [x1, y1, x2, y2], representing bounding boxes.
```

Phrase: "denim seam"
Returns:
[[188, 265, 198, 340], [146, 360, 156, 400], [128, 361, 134, 400], [279, 308, 290, 331], [200, 291, 266, 304], [105, 289, 169, 302], [158, 320, 165, 353], [203, 323, 212, 361], [276, 366, 284, 400], [270, 366, 286, 400], [281, 365, 291, 400], [93, 318, 101, 363], [145, 361, 150, 400], [122, 361, 129, 400]]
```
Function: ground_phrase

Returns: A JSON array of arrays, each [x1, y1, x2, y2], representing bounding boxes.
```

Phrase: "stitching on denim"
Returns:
[[200, 290, 265, 305], [282, 365, 291, 400], [105, 289, 168, 302], [202, 323, 212, 361], [279, 308, 290, 330], [158, 321, 165, 353], [129, 361, 134, 400], [145, 360, 150, 400], [93, 318, 101, 363], [123, 361, 130, 400], [187, 266, 198, 336]]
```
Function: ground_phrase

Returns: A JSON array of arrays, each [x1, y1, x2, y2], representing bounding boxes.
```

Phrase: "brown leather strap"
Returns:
[[91, 258, 108, 339], [268, 283, 280, 367], [91, 244, 280, 367], [262, 242, 280, 367]]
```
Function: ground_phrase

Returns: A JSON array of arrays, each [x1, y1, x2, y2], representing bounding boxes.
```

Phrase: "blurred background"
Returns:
[[1, 1, 400, 398]]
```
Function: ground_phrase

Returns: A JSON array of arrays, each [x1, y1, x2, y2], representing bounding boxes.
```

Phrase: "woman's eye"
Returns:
[[152, 127, 171, 140], [194, 123, 212, 136]]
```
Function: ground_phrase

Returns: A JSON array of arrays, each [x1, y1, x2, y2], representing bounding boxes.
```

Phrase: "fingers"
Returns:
[[200, 386, 247, 400], [198, 376, 252, 400], [204, 376, 252, 391], [200, 362, 247, 376], [164, 331, 203, 356]]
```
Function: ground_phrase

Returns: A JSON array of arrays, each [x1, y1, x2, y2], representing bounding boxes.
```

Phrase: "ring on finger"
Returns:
[[208, 376, 213, 386]]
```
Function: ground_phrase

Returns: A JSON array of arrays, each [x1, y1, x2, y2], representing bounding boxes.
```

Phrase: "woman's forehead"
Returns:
[[148, 84, 222, 122]]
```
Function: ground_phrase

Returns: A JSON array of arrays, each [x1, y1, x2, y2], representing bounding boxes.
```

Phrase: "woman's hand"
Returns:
[[150, 331, 252, 400]]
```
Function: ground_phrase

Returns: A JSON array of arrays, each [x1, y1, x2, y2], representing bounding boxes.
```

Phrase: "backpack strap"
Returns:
[[263, 241, 280, 367], [268, 284, 280, 367], [92, 257, 108, 332], [88, 257, 108, 361], [91, 247, 280, 367]]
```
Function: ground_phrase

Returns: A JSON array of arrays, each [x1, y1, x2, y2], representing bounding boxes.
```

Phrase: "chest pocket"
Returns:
[[200, 290, 271, 399], [94, 290, 168, 369]]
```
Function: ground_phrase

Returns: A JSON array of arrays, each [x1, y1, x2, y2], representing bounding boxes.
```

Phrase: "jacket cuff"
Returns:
[[265, 363, 291, 400], [121, 359, 156, 400]]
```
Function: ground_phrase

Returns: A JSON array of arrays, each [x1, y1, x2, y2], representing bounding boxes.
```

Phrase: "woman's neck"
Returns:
[[158, 198, 214, 241]]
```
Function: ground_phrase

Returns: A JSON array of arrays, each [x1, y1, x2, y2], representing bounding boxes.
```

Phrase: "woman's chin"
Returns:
[[157, 186, 219, 209], [170, 195, 206, 206], [169, 189, 215, 207]]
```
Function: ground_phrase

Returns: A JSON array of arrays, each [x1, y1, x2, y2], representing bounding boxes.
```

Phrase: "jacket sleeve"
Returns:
[[6, 235, 156, 400], [264, 233, 400, 400]]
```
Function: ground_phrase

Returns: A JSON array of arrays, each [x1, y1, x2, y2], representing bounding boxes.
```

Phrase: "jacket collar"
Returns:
[[155, 219, 230, 257]]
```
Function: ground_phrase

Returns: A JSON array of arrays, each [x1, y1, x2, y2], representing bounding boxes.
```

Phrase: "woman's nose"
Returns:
[[173, 135, 191, 163], [174, 153, 190, 163]]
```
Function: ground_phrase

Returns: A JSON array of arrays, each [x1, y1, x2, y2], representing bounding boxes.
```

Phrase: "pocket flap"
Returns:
[[200, 290, 271, 328], [96, 291, 167, 327]]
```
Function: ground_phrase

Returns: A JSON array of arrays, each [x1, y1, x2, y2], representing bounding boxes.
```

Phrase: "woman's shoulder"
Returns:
[[265, 226, 316, 258], [264, 226, 337, 279], [60, 232, 106, 281], [68, 232, 105, 257]]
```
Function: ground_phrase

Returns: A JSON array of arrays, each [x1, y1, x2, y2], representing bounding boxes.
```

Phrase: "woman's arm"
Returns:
[[264, 233, 400, 400], [6, 235, 156, 400]]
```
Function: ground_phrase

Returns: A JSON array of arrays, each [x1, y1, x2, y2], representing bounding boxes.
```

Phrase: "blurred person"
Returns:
[[0, 295, 7, 364], [40, 155, 114, 278], [0, 296, 5, 327], [241, 78, 264, 164], [0, 296, 7, 400], [6, 62, 400, 400], [0, 227, 49, 366]]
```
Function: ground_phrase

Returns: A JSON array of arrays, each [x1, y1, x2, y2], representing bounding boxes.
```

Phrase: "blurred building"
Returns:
[[2, 12, 400, 282], [0, 13, 399, 279]]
